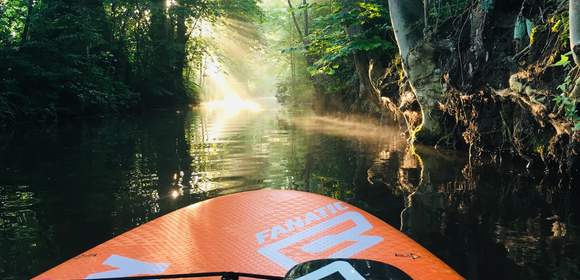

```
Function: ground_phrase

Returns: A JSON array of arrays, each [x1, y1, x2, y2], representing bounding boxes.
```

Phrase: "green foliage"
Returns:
[[552, 73, 579, 131], [270, 0, 399, 105], [548, 13, 570, 48], [553, 93, 579, 131], [357, 2, 383, 21], [303, 0, 394, 76], [551, 51, 578, 131], [0, 0, 262, 124], [0, 0, 27, 45], [426, 0, 470, 26], [556, 74, 573, 93], [260, 5, 315, 106], [550, 51, 573, 67], [218, 0, 264, 22]]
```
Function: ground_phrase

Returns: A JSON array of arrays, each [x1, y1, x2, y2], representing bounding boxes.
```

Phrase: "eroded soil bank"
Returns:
[[321, 0, 580, 174]]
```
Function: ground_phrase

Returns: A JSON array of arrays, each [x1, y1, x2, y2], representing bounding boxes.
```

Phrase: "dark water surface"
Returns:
[[0, 105, 578, 279]]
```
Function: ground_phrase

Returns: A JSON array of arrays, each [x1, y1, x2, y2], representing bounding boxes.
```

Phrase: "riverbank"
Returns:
[[271, 0, 578, 173]]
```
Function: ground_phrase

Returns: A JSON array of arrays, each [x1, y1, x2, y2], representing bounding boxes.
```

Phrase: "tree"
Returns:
[[0, 0, 263, 124], [282, 0, 395, 112], [387, 0, 445, 142], [571, 0, 579, 66], [341, 0, 384, 111], [468, 0, 494, 81], [287, 0, 307, 44], [571, 0, 580, 99]]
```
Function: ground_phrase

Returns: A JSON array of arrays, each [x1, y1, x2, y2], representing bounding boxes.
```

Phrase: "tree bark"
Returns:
[[387, 0, 423, 66], [468, 0, 493, 80], [286, 0, 317, 74], [21, 0, 34, 43], [345, 24, 383, 110], [571, 0, 580, 99], [149, 0, 171, 94], [339, 0, 385, 111], [352, 52, 380, 99], [174, 3, 188, 90], [423, 0, 430, 30], [303, 0, 309, 37], [571, 0, 580, 66], [388, 0, 445, 142], [287, 0, 305, 43]]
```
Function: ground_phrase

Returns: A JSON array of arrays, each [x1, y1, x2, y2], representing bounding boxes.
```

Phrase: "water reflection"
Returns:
[[396, 147, 579, 279], [0, 107, 578, 279]]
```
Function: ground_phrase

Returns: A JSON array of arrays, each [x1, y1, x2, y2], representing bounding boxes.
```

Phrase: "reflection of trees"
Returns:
[[285, 118, 559, 258], [0, 186, 50, 279], [289, 133, 371, 201], [286, 124, 409, 224], [393, 145, 579, 279], [0, 112, 200, 277], [0, 121, 154, 278], [111, 112, 192, 233]]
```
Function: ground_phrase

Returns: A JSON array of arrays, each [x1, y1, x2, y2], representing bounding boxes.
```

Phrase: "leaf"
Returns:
[[551, 19, 562, 33], [557, 83, 568, 93], [550, 55, 571, 67]]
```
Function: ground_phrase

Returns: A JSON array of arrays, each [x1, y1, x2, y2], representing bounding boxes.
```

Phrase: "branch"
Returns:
[[287, 0, 305, 44], [303, 0, 309, 37]]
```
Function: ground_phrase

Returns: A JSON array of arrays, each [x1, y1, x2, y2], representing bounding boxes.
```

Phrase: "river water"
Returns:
[[0, 101, 578, 279]]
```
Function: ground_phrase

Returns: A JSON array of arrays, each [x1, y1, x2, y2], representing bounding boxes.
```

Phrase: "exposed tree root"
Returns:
[[368, 0, 579, 174]]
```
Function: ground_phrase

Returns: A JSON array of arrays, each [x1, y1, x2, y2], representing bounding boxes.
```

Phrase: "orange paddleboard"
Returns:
[[34, 190, 463, 279]]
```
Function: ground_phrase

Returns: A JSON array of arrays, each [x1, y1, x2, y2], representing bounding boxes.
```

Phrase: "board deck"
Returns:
[[34, 190, 463, 279]]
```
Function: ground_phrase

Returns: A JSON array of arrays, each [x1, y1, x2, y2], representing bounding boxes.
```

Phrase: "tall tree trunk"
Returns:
[[109, 2, 131, 83], [388, 0, 445, 142], [468, 0, 493, 81], [571, 0, 580, 99], [352, 52, 379, 99], [149, 0, 172, 101], [571, 0, 580, 66], [287, 0, 305, 43], [346, 24, 383, 109], [21, 0, 34, 44], [423, 0, 430, 30], [302, 0, 309, 37], [340, 0, 385, 111], [290, 13, 296, 89], [286, 0, 317, 76], [387, 0, 423, 67], [174, 3, 188, 93]]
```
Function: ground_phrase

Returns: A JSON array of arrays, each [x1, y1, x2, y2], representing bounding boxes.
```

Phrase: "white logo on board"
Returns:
[[85, 255, 168, 279], [256, 202, 383, 269]]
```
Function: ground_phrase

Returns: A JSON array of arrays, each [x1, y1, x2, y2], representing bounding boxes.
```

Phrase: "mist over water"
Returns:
[[290, 115, 403, 143]]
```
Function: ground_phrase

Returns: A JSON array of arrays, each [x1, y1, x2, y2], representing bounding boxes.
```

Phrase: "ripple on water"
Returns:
[[0, 185, 40, 210]]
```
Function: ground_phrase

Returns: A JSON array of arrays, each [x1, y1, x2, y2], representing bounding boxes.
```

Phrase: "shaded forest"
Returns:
[[0, 0, 262, 121]]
